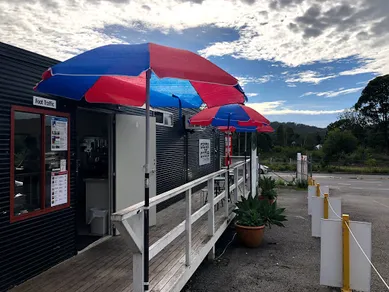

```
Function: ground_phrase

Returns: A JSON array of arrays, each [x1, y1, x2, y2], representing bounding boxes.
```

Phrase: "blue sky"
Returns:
[[1, 0, 387, 128]]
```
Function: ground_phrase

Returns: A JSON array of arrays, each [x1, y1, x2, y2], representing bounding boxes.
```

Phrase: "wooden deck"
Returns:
[[10, 189, 239, 292]]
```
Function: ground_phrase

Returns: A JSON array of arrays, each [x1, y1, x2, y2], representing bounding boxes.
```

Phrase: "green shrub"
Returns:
[[365, 158, 377, 167], [296, 179, 308, 189]]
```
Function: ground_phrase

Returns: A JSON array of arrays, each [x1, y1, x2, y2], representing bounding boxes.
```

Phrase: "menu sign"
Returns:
[[51, 171, 68, 207], [51, 117, 68, 151], [199, 139, 211, 166]]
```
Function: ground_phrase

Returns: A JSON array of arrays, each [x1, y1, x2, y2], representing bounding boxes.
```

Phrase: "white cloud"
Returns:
[[301, 86, 363, 98], [246, 93, 258, 97], [285, 70, 337, 84], [237, 75, 273, 86], [287, 83, 297, 87], [0, 0, 388, 77], [339, 68, 378, 76], [246, 101, 344, 115]]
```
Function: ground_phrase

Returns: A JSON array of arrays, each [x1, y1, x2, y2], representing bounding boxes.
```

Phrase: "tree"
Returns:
[[276, 124, 286, 146], [323, 129, 358, 161], [327, 108, 367, 145], [355, 74, 389, 151], [285, 127, 295, 146]]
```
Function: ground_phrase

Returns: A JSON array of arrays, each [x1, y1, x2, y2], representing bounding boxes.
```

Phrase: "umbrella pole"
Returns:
[[144, 69, 151, 292], [227, 114, 231, 202], [244, 132, 247, 182]]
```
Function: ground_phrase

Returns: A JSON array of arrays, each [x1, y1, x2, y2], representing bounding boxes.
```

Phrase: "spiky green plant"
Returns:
[[259, 176, 278, 200], [234, 194, 287, 228]]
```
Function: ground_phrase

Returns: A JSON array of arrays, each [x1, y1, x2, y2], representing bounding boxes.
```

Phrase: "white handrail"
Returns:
[[111, 159, 251, 292], [112, 160, 247, 222]]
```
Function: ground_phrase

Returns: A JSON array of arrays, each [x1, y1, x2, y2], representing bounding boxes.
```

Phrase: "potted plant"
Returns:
[[234, 195, 287, 247], [259, 176, 278, 204]]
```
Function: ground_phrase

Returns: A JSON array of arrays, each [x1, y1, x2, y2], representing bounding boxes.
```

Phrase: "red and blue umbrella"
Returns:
[[217, 124, 274, 133], [33, 42, 247, 292], [35, 43, 246, 109], [188, 104, 269, 128], [189, 104, 270, 198]]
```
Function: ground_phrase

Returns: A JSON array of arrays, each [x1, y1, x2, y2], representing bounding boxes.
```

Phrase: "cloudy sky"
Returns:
[[1, 0, 387, 127]]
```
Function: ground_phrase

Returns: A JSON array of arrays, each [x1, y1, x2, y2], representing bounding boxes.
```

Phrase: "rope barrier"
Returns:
[[316, 185, 389, 290]]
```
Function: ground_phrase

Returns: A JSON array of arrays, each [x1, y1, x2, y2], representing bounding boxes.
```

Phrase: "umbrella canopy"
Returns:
[[218, 124, 274, 133], [189, 104, 269, 128], [34, 43, 246, 108]]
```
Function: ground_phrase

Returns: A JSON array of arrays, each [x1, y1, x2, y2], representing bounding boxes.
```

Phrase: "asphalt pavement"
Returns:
[[183, 173, 389, 292]]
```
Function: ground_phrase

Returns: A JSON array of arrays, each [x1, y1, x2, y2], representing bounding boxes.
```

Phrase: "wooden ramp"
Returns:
[[11, 161, 250, 292]]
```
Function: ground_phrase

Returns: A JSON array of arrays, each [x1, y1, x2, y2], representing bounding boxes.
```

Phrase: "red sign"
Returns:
[[224, 134, 232, 166]]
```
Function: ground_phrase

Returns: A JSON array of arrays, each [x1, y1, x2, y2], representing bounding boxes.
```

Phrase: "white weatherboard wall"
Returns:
[[115, 114, 156, 226], [320, 219, 372, 291], [311, 196, 341, 237]]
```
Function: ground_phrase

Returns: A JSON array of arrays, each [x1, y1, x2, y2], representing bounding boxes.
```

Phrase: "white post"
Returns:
[[297, 152, 302, 182], [251, 147, 257, 196], [132, 213, 144, 292], [224, 171, 229, 217], [242, 162, 246, 198], [234, 166, 239, 203], [207, 178, 215, 260], [185, 189, 192, 266]]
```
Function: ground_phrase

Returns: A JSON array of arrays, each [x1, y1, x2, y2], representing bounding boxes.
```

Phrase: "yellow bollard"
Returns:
[[323, 194, 329, 219], [316, 183, 320, 197], [342, 214, 351, 292]]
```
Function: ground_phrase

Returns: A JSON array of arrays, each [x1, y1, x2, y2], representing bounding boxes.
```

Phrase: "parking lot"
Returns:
[[184, 173, 389, 291]]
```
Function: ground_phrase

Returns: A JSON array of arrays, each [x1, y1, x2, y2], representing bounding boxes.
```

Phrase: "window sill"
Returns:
[[10, 203, 70, 223]]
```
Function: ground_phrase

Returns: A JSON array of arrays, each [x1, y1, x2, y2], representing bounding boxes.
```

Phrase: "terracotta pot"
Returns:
[[235, 223, 265, 248], [259, 195, 275, 205]]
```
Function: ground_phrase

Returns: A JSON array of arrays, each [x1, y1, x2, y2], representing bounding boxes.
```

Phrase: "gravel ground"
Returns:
[[183, 186, 389, 292]]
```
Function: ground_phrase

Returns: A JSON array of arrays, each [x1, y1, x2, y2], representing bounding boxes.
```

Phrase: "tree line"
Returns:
[[232, 74, 389, 169]]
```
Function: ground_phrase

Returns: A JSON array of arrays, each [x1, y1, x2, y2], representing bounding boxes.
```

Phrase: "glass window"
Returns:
[[11, 107, 70, 222], [155, 112, 164, 124], [13, 112, 42, 216], [44, 115, 68, 208]]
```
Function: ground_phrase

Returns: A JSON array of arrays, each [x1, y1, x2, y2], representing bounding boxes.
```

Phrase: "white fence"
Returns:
[[307, 179, 381, 292]]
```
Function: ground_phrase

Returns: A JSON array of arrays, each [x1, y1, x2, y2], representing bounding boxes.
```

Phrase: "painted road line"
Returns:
[[373, 200, 389, 209]]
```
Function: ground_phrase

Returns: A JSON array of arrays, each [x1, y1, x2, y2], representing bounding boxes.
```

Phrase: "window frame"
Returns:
[[10, 105, 71, 223], [154, 109, 173, 127]]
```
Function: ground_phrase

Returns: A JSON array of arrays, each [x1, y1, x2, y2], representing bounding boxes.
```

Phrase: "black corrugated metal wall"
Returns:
[[0, 42, 225, 291], [0, 43, 78, 292]]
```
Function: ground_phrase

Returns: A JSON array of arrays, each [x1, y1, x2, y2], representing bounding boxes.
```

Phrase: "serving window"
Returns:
[[10, 106, 70, 222]]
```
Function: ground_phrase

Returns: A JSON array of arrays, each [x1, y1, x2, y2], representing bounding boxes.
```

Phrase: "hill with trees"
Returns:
[[233, 74, 389, 173]]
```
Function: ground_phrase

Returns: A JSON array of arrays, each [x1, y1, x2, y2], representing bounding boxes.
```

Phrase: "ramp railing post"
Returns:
[[224, 171, 229, 217], [185, 189, 192, 266], [207, 178, 215, 260], [242, 161, 246, 197], [234, 166, 239, 203]]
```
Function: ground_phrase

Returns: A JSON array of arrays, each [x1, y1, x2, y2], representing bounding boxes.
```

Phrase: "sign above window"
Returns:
[[33, 96, 57, 109]]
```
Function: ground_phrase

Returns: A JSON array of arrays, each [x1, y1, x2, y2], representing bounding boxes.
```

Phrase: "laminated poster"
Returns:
[[51, 117, 68, 151], [51, 171, 68, 207]]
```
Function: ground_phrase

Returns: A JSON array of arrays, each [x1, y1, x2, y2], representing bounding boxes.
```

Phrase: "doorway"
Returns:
[[75, 108, 113, 251]]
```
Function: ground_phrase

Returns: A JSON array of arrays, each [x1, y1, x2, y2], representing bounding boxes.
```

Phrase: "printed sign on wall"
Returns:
[[51, 117, 68, 151], [199, 139, 211, 166]]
